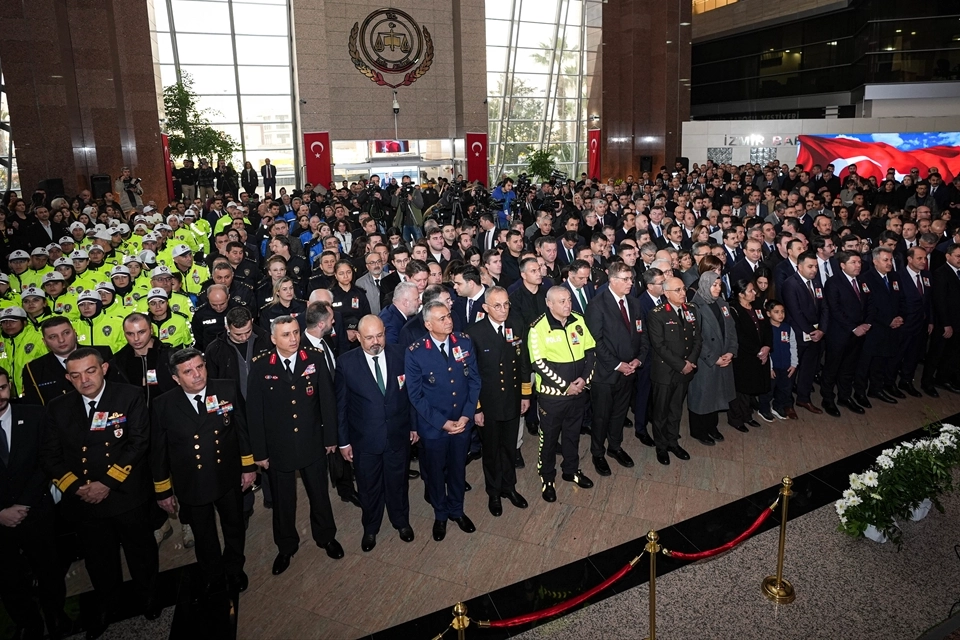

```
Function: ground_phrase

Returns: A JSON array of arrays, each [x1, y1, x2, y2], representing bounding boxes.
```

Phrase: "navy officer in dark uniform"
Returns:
[[246, 315, 344, 576], [405, 300, 481, 542]]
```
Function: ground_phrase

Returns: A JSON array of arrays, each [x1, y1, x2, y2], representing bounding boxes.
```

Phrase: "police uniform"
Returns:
[[246, 347, 341, 557], [151, 379, 257, 585], [135, 291, 195, 320], [647, 302, 702, 455], [21, 345, 117, 406], [528, 312, 596, 485], [150, 311, 193, 348], [404, 333, 481, 524], [39, 382, 159, 613], [74, 311, 127, 353], [175, 264, 211, 298], [0, 314, 49, 398], [191, 302, 230, 351]]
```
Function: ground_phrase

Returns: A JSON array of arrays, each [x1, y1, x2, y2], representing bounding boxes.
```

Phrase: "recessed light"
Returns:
[[895, 29, 901, 33], [785, 50, 790, 52]]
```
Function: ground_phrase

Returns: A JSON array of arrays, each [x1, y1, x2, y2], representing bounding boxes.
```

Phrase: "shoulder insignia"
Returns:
[[252, 352, 268, 362], [410, 338, 426, 351], [174, 311, 189, 320], [530, 312, 547, 328], [299, 348, 308, 361]]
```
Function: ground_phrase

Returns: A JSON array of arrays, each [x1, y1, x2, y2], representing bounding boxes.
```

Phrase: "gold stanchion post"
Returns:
[[761, 477, 796, 604], [452, 602, 469, 640], [643, 530, 660, 640]]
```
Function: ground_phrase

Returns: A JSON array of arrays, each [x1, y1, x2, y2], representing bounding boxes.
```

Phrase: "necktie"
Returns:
[[851, 278, 861, 300], [373, 356, 385, 395], [916, 274, 924, 295], [374, 278, 381, 288], [0, 423, 9, 466], [578, 288, 588, 311], [439, 342, 448, 360], [498, 325, 504, 340], [88, 400, 97, 422], [883, 275, 890, 291], [567, 248, 574, 263], [823, 261, 831, 279], [194, 394, 204, 414], [655, 296, 662, 306], [806, 279, 817, 302], [619, 298, 630, 329], [466, 299, 473, 321], [283, 358, 292, 374]]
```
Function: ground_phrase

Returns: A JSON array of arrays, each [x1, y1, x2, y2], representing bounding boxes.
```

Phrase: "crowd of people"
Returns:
[[1, 156, 960, 639]]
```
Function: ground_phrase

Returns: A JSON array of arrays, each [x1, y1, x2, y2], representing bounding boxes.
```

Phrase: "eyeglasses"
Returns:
[[488, 302, 511, 310]]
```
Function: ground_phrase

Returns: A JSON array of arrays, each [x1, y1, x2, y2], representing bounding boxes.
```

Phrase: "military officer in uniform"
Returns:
[[151, 348, 258, 595], [465, 286, 530, 516], [405, 300, 480, 542], [39, 348, 160, 638], [647, 277, 702, 465], [247, 315, 344, 576]]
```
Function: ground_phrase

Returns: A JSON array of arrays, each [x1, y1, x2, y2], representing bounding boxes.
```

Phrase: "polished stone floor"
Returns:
[[55, 387, 960, 638]]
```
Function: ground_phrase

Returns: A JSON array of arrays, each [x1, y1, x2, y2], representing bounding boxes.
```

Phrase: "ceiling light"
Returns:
[[895, 29, 901, 33]]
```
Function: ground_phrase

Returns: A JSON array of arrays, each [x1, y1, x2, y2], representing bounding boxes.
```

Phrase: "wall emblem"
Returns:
[[349, 9, 433, 88]]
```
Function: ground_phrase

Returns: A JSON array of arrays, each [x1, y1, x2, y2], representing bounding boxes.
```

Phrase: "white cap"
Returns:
[[141, 233, 158, 243], [0, 306, 27, 320], [54, 257, 73, 268], [123, 254, 143, 265], [0, 273, 8, 284], [147, 287, 168, 301], [45, 243, 61, 252], [117, 224, 130, 235], [107, 219, 120, 229], [8, 250, 29, 261], [87, 244, 105, 253], [139, 250, 157, 263], [151, 265, 173, 278], [78, 290, 100, 303], [110, 265, 131, 277], [166, 214, 180, 224], [133, 224, 148, 233], [94, 229, 115, 241], [183, 210, 196, 219], [69, 222, 86, 233], [30, 247, 49, 257], [59, 236, 75, 245], [20, 286, 45, 299], [42, 272, 66, 284], [172, 244, 192, 258], [150, 213, 164, 224], [71, 249, 90, 260], [143, 205, 155, 214], [133, 215, 147, 223], [94, 224, 107, 233], [226, 201, 238, 208], [155, 224, 173, 232], [96, 281, 115, 293]]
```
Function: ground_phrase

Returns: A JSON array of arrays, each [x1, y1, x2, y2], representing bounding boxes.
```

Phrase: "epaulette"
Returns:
[[173, 310, 189, 320], [408, 337, 426, 351], [259, 301, 271, 311], [252, 352, 268, 362], [530, 312, 546, 328], [302, 344, 322, 353], [239, 281, 254, 291]]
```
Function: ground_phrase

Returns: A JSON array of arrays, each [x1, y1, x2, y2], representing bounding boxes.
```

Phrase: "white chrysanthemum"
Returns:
[[849, 473, 865, 490], [835, 500, 847, 515], [847, 495, 862, 507], [877, 455, 894, 469], [870, 493, 881, 500], [881, 448, 895, 458], [839, 516, 847, 525], [842, 489, 857, 500], [862, 470, 879, 487], [903, 442, 915, 450]]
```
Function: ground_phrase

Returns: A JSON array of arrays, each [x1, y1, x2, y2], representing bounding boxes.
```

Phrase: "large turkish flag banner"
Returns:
[[161, 134, 175, 201], [303, 131, 333, 188], [466, 132, 488, 185], [797, 135, 960, 183], [588, 129, 601, 180]]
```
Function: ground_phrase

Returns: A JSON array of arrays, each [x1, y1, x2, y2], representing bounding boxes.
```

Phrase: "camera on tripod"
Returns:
[[549, 169, 567, 188]]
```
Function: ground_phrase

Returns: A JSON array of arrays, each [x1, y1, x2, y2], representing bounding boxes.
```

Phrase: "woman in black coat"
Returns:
[[241, 160, 259, 195], [729, 278, 772, 426]]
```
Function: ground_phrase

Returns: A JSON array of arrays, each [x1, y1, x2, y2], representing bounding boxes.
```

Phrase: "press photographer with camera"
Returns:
[[390, 177, 424, 243], [115, 166, 143, 213]]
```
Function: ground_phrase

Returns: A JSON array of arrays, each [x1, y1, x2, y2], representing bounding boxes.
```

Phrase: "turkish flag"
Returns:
[[303, 132, 333, 188], [588, 129, 601, 180], [797, 135, 960, 183], [466, 133, 488, 185], [161, 134, 175, 201]]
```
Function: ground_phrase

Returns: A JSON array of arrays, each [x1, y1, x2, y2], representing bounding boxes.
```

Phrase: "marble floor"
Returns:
[[50, 387, 960, 639]]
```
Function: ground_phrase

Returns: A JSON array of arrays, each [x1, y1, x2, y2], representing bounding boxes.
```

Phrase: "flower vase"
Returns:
[[909, 499, 932, 522], [863, 525, 888, 543]]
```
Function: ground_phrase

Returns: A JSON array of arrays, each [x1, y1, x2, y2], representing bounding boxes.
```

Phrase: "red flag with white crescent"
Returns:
[[588, 129, 601, 180], [797, 135, 960, 183], [303, 132, 333, 189], [466, 133, 488, 185]]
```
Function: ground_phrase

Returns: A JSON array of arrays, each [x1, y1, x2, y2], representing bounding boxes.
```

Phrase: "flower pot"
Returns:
[[909, 499, 932, 522], [863, 525, 888, 543]]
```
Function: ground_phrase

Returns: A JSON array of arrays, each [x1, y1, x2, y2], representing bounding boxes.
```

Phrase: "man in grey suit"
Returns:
[[356, 253, 385, 315]]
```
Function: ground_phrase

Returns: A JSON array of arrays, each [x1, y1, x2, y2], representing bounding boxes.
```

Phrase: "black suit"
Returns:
[[564, 281, 595, 316], [20, 346, 118, 406], [247, 347, 339, 555], [335, 345, 413, 536], [896, 268, 932, 384], [261, 163, 277, 195], [858, 269, 904, 392], [781, 273, 828, 404], [465, 318, 530, 496], [728, 259, 761, 287], [39, 382, 158, 608], [922, 264, 960, 388], [822, 274, 866, 403], [585, 289, 648, 458], [0, 404, 65, 632], [452, 289, 487, 327], [647, 303, 702, 451], [151, 380, 256, 582], [23, 220, 65, 252]]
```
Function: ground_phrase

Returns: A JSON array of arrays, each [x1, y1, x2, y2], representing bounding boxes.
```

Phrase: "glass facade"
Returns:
[[151, 0, 298, 192], [0, 55, 18, 193], [485, 0, 601, 185]]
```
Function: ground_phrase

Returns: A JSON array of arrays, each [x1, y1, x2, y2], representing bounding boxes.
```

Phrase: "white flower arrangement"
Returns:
[[836, 423, 960, 546]]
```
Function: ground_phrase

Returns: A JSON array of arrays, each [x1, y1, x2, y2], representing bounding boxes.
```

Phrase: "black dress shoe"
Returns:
[[867, 390, 897, 404], [541, 482, 557, 502], [580, 425, 592, 435], [340, 490, 361, 507], [227, 572, 249, 593], [667, 445, 690, 461], [526, 421, 538, 436], [623, 417, 633, 427], [693, 435, 715, 446], [592, 455, 612, 476], [607, 448, 635, 468], [263, 500, 273, 509], [466, 450, 483, 464], [707, 430, 724, 442], [433, 520, 447, 541], [635, 431, 655, 447], [853, 393, 873, 409], [321, 539, 344, 559], [898, 382, 922, 398], [822, 400, 841, 418], [939, 382, 960, 394], [884, 385, 906, 399], [838, 398, 865, 415], [488, 495, 503, 517], [656, 450, 670, 465], [272, 553, 292, 575], [408, 469, 420, 479], [746, 419, 762, 428], [85, 611, 109, 640], [464, 481, 472, 492], [243, 509, 252, 531], [398, 526, 415, 542], [501, 489, 528, 508], [450, 515, 476, 533], [143, 596, 162, 620], [562, 470, 594, 488], [361, 534, 377, 552], [730, 424, 749, 433], [921, 384, 940, 398], [515, 448, 525, 469]]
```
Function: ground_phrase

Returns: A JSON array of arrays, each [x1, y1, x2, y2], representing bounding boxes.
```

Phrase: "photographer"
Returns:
[[115, 166, 143, 214], [491, 177, 517, 228], [391, 179, 424, 243]]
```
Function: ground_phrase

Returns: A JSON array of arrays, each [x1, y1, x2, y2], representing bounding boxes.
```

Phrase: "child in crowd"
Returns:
[[760, 300, 798, 421]]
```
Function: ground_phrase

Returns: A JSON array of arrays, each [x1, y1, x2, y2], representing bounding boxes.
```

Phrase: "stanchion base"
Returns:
[[761, 576, 795, 604]]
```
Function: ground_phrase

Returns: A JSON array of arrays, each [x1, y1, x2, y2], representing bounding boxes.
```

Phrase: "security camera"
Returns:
[[392, 91, 400, 115]]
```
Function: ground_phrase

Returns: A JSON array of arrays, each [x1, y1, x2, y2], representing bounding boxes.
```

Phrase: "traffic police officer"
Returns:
[[1, 306, 49, 397], [246, 315, 344, 576], [74, 290, 127, 353], [171, 244, 210, 298], [405, 300, 481, 542], [146, 288, 193, 349]]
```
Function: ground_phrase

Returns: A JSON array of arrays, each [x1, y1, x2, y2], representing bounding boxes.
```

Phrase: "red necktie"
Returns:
[[851, 278, 860, 300], [916, 274, 923, 295], [619, 299, 630, 329]]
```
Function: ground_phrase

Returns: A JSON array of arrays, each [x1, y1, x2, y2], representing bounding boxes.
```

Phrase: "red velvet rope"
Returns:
[[666, 506, 774, 561], [486, 562, 636, 628]]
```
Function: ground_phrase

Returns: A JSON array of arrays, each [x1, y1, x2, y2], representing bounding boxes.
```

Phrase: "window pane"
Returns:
[[487, 47, 508, 72], [156, 32, 175, 65], [244, 122, 293, 149], [520, 0, 558, 23], [159, 64, 178, 88], [196, 95, 240, 123], [238, 66, 289, 94], [235, 35, 289, 66], [179, 65, 237, 94], [517, 22, 559, 46], [153, 0, 170, 31], [509, 73, 550, 97], [486, 20, 513, 47], [241, 95, 292, 122], [176, 34, 235, 65], [171, 1, 231, 33], [232, 4, 287, 36], [485, 0, 514, 20]]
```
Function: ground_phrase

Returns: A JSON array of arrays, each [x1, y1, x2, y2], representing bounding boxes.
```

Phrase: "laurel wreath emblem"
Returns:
[[349, 21, 433, 89]]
